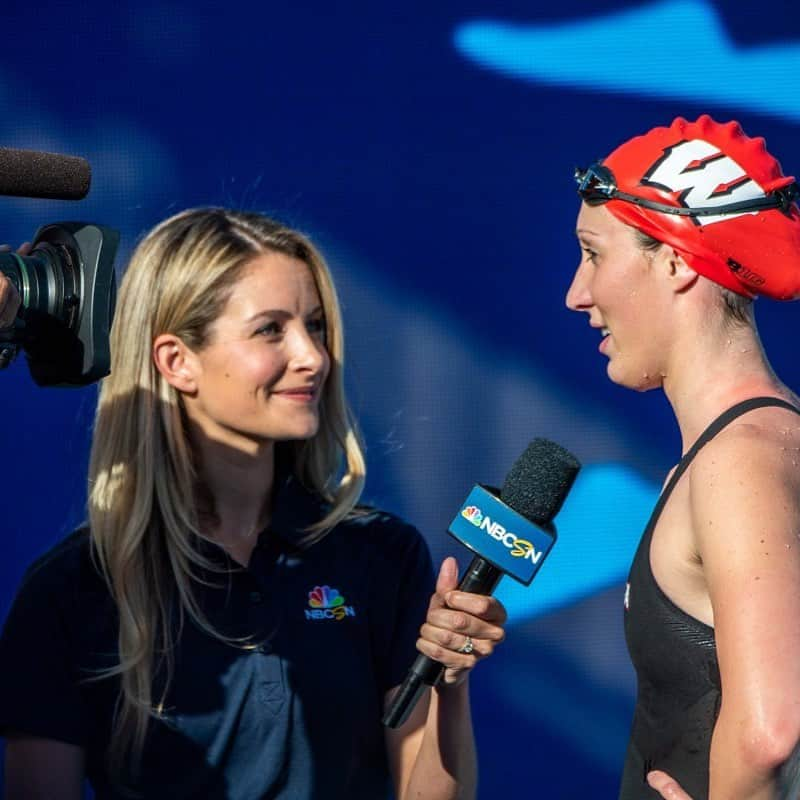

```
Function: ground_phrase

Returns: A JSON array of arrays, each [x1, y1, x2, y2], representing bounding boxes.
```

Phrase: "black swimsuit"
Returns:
[[618, 397, 800, 800]]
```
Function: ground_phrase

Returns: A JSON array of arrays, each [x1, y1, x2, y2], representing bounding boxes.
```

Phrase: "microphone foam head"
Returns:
[[500, 438, 581, 525], [0, 147, 91, 200]]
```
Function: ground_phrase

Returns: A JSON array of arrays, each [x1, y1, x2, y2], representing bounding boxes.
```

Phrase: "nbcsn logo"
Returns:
[[305, 585, 357, 621], [461, 505, 542, 564]]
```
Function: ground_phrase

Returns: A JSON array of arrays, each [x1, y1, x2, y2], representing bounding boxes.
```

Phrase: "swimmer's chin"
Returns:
[[607, 362, 666, 392]]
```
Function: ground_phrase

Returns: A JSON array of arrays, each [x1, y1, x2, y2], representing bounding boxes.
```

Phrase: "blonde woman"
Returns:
[[0, 209, 507, 799]]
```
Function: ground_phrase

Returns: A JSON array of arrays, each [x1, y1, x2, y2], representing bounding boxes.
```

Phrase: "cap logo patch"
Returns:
[[642, 139, 767, 226]]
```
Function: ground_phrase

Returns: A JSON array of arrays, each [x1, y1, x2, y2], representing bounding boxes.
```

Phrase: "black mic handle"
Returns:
[[457, 554, 503, 595], [381, 654, 438, 729], [381, 556, 503, 728]]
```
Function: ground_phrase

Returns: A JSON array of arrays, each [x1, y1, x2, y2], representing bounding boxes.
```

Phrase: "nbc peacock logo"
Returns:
[[460, 503, 543, 565], [462, 505, 484, 526], [304, 585, 357, 621]]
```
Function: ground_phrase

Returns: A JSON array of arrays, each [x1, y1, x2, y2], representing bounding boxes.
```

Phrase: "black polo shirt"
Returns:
[[0, 475, 435, 799]]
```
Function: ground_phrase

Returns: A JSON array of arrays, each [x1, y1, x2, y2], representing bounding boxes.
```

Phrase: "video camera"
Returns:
[[0, 147, 119, 386]]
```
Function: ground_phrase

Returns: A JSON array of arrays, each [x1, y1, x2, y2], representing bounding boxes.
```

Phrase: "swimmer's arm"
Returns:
[[691, 430, 800, 800]]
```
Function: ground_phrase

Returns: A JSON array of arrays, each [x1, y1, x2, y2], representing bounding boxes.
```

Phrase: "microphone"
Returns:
[[0, 147, 91, 200], [382, 438, 580, 729]]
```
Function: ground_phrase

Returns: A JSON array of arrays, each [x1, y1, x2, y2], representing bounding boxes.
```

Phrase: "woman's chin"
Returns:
[[274, 420, 321, 442]]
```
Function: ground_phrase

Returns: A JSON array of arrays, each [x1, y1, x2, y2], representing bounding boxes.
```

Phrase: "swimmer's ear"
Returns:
[[660, 247, 699, 293]]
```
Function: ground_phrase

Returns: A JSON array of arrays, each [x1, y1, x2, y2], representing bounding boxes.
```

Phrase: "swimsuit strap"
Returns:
[[650, 396, 800, 523]]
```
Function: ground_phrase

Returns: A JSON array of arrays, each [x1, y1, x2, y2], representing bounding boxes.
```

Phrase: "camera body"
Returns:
[[0, 221, 118, 386]]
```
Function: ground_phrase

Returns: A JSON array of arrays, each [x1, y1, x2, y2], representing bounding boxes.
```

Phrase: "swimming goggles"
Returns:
[[574, 162, 799, 217]]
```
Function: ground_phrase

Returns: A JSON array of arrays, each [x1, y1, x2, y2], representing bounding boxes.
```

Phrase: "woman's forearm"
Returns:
[[401, 680, 477, 800]]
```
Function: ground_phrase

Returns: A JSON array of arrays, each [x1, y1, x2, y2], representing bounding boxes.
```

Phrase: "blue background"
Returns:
[[2, 1, 799, 796]]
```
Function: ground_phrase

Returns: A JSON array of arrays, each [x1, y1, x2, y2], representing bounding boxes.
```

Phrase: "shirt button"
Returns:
[[249, 591, 262, 604]]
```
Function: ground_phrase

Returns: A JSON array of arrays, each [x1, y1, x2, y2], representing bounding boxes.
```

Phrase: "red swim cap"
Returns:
[[596, 115, 800, 300]]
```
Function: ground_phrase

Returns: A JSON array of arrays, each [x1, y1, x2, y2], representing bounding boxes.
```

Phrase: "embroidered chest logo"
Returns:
[[304, 585, 357, 621]]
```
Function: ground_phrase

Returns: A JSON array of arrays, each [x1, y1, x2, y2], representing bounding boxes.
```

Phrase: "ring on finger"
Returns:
[[457, 635, 474, 655]]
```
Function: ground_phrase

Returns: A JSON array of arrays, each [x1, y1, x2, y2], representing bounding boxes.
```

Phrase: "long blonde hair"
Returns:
[[87, 208, 365, 777]]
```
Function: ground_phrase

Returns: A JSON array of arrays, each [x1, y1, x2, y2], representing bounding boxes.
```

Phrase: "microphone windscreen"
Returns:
[[500, 438, 580, 525], [0, 147, 91, 200]]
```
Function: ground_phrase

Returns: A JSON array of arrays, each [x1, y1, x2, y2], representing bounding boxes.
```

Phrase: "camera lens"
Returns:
[[0, 254, 22, 294], [0, 222, 118, 385], [0, 245, 79, 328]]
